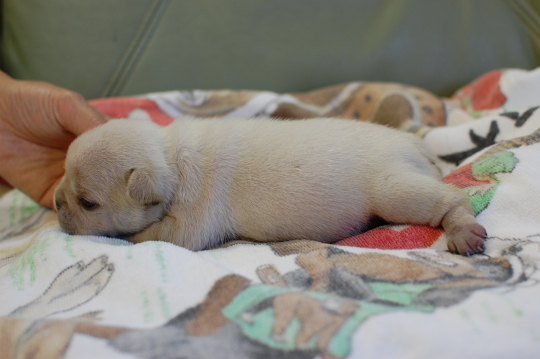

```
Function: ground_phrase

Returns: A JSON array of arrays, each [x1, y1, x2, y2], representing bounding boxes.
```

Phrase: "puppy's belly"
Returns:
[[237, 212, 370, 243], [230, 182, 370, 243]]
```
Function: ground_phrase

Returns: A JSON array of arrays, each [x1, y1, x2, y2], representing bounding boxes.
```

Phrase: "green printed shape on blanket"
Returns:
[[63, 235, 77, 258], [467, 151, 518, 215], [370, 282, 433, 306], [9, 232, 51, 290], [472, 151, 518, 176], [222, 285, 292, 348], [154, 242, 168, 283], [8, 189, 40, 226], [468, 187, 497, 216], [223, 284, 433, 358], [139, 287, 173, 324], [141, 290, 154, 323]]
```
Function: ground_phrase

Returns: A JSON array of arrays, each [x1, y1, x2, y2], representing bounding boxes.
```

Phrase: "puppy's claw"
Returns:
[[472, 225, 488, 239]]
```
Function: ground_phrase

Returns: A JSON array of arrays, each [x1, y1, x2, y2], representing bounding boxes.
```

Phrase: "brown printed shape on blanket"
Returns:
[[0, 314, 134, 359], [0, 313, 132, 359], [265, 240, 515, 306], [256, 265, 289, 287], [272, 82, 445, 128], [0, 317, 79, 359], [175, 82, 445, 129], [185, 274, 251, 336], [271, 84, 353, 119], [369, 93, 415, 128], [272, 292, 358, 359], [339, 83, 445, 127], [1, 255, 119, 359], [177, 90, 258, 117], [262, 238, 333, 256]]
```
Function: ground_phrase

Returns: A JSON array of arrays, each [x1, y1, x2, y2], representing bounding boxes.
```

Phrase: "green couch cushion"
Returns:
[[1, 0, 539, 99]]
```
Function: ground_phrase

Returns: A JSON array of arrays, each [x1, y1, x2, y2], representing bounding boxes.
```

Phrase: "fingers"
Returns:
[[0, 70, 13, 84], [0, 77, 109, 209]]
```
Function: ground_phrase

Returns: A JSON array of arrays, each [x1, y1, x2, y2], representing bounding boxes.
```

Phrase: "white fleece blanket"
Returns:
[[1, 68, 540, 359]]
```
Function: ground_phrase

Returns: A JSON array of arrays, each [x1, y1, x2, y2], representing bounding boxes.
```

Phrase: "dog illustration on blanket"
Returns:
[[110, 240, 533, 359], [3, 238, 533, 359]]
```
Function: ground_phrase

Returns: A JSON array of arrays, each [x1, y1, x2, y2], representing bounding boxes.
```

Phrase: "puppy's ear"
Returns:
[[127, 168, 168, 205]]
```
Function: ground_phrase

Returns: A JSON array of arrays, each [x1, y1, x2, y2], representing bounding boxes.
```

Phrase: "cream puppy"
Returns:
[[54, 117, 486, 255]]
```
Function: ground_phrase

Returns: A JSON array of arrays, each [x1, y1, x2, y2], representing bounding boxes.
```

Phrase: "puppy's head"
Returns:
[[54, 119, 176, 238]]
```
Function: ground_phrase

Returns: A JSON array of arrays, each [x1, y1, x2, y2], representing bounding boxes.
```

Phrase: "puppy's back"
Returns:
[[165, 117, 431, 242]]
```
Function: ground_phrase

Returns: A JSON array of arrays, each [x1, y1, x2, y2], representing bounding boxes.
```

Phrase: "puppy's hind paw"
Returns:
[[446, 223, 487, 256]]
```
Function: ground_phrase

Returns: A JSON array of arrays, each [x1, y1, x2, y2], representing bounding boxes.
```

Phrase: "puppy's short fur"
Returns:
[[55, 117, 486, 255]]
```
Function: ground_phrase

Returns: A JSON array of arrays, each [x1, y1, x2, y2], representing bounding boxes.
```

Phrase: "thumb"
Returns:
[[57, 92, 110, 136]]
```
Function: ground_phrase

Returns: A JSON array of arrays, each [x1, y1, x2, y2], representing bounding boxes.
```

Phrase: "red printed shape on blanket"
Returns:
[[336, 225, 444, 249], [451, 70, 506, 111], [89, 97, 174, 125], [443, 163, 492, 188]]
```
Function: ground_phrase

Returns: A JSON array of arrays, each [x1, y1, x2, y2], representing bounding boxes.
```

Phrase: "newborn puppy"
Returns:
[[54, 117, 486, 255]]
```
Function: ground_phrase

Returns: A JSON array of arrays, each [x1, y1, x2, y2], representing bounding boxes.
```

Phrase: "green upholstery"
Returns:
[[1, 0, 539, 99]]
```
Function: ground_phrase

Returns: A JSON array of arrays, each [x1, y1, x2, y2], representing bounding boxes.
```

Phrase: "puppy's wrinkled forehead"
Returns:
[[69, 134, 138, 176], [65, 119, 163, 196]]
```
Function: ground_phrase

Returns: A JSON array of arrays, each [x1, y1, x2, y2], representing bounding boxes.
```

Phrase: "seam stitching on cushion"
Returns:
[[505, 0, 540, 64], [505, 0, 540, 42], [99, 0, 171, 98]]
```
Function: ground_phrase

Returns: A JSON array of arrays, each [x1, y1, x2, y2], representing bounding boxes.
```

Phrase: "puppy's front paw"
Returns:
[[446, 223, 487, 256]]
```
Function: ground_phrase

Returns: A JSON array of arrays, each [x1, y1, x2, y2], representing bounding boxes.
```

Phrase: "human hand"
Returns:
[[0, 72, 108, 208]]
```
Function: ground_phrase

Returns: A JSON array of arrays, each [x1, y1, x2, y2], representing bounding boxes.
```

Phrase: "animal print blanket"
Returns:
[[2, 68, 540, 359]]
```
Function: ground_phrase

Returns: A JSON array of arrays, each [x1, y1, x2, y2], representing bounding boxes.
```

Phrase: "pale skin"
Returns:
[[0, 71, 108, 208]]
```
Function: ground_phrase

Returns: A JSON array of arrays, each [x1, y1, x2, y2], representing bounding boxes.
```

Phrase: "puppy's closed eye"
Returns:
[[143, 201, 161, 208], [79, 198, 98, 211]]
